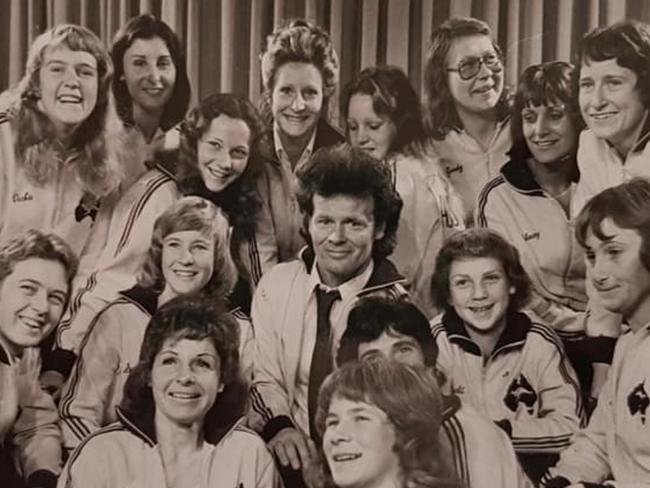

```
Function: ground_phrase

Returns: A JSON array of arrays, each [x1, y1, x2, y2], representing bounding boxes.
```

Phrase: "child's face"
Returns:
[[585, 217, 650, 326], [448, 256, 514, 336]]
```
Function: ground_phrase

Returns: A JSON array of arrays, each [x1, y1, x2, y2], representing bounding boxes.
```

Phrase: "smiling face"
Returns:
[[347, 93, 398, 161], [123, 36, 176, 115], [323, 396, 401, 488], [446, 35, 504, 118], [160, 230, 215, 302], [584, 218, 650, 328], [309, 194, 385, 287], [271, 61, 324, 142], [579, 58, 647, 155], [0, 258, 68, 357], [448, 256, 514, 337], [522, 103, 578, 163], [358, 329, 426, 367], [151, 337, 223, 428], [38, 44, 98, 140], [197, 114, 251, 192]]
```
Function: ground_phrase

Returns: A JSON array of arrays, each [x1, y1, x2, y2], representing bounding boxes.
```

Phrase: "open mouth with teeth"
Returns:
[[206, 166, 230, 179], [169, 391, 201, 400], [532, 140, 559, 148], [473, 85, 494, 94], [468, 304, 494, 313], [332, 453, 362, 462], [172, 269, 198, 279], [589, 112, 618, 120], [57, 94, 82, 104], [18, 315, 46, 331]]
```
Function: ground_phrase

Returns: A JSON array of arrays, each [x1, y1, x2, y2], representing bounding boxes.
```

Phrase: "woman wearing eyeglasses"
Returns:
[[423, 17, 512, 223]]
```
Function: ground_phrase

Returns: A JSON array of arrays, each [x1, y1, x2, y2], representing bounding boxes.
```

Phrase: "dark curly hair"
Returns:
[[423, 17, 511, 139], [510, 61, 584, 163], [337, 296, 438, 368], [577, 20, 650, 109], [296, 144, 403, 262], [111, 14, 191, 130], [120, 295, 247, 443], [315, 360, 458, 488], [431, 228, 532, 313], [575, 177, 650, 273], [341, 65, 426, 154]]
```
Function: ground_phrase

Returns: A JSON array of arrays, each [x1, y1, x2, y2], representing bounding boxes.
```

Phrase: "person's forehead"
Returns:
[[312, 193, 375, 213], [447, 34, 494, 63]]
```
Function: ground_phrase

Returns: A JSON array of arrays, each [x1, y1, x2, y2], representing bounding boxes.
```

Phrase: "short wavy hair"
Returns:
[[431, 228, 531, 313], [259, 18, 339, 123], [0, 229, 78, 309], [423, 17, 511, 139], [578, 20, 650, 109], [120, 295, 246, 443], [315, 360, 457, 488], [5, 24, 121, 196], [137, 196, 237, 300], [341, 65, 426, 154], [510, 61, 584, 163], [177, 93, 271, 237], [337, 296, 437, 368], [575, 178, 650, 272], [296, 144, 403, 262], [111, 14, 191, 130]]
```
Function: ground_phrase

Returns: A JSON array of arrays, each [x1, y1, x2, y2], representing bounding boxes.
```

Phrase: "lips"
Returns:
[[473, 84, 494, 95], [531, 139, 559, 148], [332, 453, 362, 462], [206, 165, 230, 180], [18, 314, 46, 331], [172, 269, 198, 279], [468, 304, 494, 313], [57, 94, 82, 103], [589, 111, 618, 121], [169, 391, 201, 400]]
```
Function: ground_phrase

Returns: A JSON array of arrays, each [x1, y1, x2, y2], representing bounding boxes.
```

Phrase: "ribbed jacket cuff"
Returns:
[[262, 415, 294, 442]]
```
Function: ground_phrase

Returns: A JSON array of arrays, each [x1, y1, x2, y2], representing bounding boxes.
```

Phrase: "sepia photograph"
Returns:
[[0, 0, 649, 486]]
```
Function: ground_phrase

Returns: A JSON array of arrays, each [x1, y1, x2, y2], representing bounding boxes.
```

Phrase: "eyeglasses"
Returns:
[[447, 53, 502, 80]]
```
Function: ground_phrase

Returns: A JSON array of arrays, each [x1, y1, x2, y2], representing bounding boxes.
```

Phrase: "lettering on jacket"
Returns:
[[446, 164, 464, 177], [523, 231, 540, 242], [12, 191, 34, 202]]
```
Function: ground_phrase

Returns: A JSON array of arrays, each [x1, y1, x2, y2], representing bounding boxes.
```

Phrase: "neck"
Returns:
[[133, 104, 163, 143], [526, 156, 575, 196], [278, 125, 316, 168], [155, 411, 203, 454], [157, 288, 177, 308], [626, 296, 650, 333], [457, 107, 498, 150], [465, 318, 507, 359], [0, 334, 20, 361], [611, 109, 649, 158]]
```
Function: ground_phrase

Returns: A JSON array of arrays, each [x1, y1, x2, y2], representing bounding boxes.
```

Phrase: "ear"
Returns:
[[374, 221, 386, 241], [217, 383, 225, 393], [509, 285, 516, 295]]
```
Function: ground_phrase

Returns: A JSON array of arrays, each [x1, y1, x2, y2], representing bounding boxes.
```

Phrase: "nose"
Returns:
[[476, 58, 492, 79], [147, 64, 163, 84], [62, 66, 81, 87], [533, 114, 550, 136], [591, 83, 608, 110], [471, 281, 488, 300], [291, 92, 306, 111], [178, 245, 195, 264], [176, 362, 196, 385], [328, 424, 351, 445], [327, 223, 346, 244], [355, 126, 370, 145], [215, 150, 233, 170], [30, 289, 48, 315], [590, 255, 611, 284]]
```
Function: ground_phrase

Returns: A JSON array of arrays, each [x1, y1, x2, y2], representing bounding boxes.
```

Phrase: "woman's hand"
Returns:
[[0, 362, 20, 440], [15, 348, 43, 405]]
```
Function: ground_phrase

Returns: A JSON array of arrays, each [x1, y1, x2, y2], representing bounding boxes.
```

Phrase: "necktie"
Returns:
[[308, 287, 341, 440]]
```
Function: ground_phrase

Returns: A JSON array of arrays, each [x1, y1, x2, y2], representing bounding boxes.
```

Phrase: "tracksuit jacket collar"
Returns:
[[442, 308, 532, 358], [500, 157, 579, 197], [268, 118, 344, 168], [299, 247, 406, 293]]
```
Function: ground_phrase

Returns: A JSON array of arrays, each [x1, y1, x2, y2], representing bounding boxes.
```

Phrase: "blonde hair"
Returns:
[[1, 24, 123, 197], [138, 196, 238, 300]]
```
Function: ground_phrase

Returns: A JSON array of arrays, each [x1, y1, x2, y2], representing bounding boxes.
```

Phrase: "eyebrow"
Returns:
[[45, 59, 96, 69]]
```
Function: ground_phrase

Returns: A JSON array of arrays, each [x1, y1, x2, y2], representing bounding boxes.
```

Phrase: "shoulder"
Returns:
[[430, 314, 449, 340], [255, 259, 307, 299], [476, 173, 508, 217], [64, 423, 137, 469], [524, 314, 565, 353], [216, 423, 274, 460]]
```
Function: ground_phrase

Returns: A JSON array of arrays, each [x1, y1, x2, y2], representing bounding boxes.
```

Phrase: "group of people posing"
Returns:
[[1, 9, 650, 488]]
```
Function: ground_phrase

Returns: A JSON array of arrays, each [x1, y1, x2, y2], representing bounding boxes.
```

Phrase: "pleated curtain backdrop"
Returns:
[[1, 0, 650, 120]]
